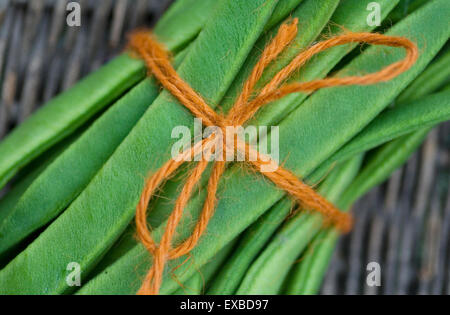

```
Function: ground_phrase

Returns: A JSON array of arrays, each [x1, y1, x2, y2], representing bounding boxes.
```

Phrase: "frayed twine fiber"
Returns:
[[128, 18, 418, 295]]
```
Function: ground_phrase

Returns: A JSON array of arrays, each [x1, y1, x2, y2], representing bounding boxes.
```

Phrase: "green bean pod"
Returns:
[[75, 0, 449, 295]]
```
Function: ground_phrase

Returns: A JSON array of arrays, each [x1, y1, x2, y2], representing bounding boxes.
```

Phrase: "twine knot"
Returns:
[[128, 18, 418, 295]]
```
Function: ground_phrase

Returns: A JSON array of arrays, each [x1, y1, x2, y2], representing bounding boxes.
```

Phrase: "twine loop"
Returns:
[[128, 18, 418, 295]]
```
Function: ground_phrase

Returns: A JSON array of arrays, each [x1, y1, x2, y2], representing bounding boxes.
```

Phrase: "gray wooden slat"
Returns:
[[345, 189, 379, 294], [86, 0, 113, 71], [48, 0, 68, 51], [398, 130, 439, 294], [1, 6, 22, 137], [109, 0, 129, 48], [383, 168, 404, 294], [418, 185, 441, 295], [321, 237, 345, 295], [18, 15, 48, 122], [128, 0, 148, 29], [0, 4, 14, 138]]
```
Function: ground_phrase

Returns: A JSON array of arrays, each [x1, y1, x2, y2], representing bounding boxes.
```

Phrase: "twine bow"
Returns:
[[128, 18, 418, 295]]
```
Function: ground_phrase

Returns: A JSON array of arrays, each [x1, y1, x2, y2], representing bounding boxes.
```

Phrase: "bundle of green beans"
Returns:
[[0, 0, 448, 295]]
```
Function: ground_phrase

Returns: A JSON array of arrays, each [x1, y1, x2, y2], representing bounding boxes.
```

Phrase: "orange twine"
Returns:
[[128, 18, 418, 295]]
